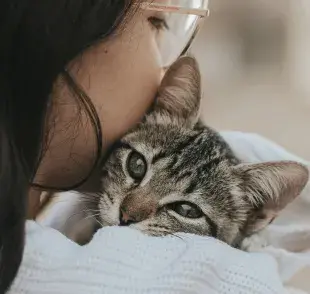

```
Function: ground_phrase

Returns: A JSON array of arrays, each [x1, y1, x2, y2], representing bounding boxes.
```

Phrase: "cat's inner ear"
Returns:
[[153, 56, 201, 125], [236, 161, 309, 235]]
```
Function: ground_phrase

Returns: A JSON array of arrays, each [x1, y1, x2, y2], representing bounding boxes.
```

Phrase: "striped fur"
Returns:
[[97, 57, 308, 248]]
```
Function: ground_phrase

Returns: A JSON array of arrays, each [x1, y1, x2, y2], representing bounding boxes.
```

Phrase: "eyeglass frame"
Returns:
[[140, 2, 210, 63]]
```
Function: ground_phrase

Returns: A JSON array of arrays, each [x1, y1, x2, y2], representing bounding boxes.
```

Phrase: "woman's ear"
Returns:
[[151, 56, 201, 127]]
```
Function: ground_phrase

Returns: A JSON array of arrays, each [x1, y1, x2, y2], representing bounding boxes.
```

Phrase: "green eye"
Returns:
[[168, 202, 203, 219], [126, 151, 147, 181]]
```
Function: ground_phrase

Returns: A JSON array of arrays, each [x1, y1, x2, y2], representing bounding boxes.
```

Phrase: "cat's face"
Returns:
[[98, 57, 309, 247]]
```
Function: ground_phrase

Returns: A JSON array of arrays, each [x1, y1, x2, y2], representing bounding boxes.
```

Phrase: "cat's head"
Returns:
[[99, 56, 309, 246]]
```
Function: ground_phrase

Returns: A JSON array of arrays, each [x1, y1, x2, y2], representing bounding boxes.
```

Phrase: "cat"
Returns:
[[96, 56, 309, 248]]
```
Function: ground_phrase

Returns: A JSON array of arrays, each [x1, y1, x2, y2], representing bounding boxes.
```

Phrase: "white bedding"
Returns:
[[10, 131, 310, 294], [222, 132, 310, 293]]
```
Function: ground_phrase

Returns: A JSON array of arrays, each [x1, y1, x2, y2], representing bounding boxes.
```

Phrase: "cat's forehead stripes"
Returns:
[[125, 124, 237, 173], [120, 125, 238, 199], [150, 131, 204, 166], [125, 124, 243, 230], [98, 56, 308, 247]]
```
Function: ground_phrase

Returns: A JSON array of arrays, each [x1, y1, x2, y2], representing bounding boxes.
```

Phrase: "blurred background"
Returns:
[[190, 0, 310, 159]]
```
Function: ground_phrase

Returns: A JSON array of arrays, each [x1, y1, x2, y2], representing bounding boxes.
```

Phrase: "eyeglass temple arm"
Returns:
[[140, 3, 210, 17]]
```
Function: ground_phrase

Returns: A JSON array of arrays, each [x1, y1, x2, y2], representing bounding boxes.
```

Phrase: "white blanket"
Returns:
[[10, 221, 287, 294], [9, 132, 310, 294], [221, 132, 310, 293]]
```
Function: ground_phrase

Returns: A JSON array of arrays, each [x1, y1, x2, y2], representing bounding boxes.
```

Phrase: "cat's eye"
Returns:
[[126, 151, 147, 181], [168, 202, 203, 219]]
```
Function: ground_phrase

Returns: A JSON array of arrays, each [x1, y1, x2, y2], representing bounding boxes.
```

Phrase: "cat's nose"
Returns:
[[119, 195, 157, 226], [119, 209, 137, 226]]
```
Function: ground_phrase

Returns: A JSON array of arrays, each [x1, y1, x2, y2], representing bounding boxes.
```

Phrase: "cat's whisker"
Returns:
[[63, 212, 90, 227], [91, 215, 112, 227], [61, 206, 100, 226], [144, 226, 173, 236], [82, 208, 115, 227], [81, 208, 101, 214], [83, 213, 100, 221], [91, 56, 309, 250], [81, 192, 102, 199], [72, 212, 104, 229], [170, 233, 186, 242]]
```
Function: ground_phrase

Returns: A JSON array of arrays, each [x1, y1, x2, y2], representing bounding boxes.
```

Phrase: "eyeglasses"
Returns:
[[141, 1, 209, 67]]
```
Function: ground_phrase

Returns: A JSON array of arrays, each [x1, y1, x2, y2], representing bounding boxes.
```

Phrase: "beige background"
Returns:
[[191, 0, 310, 160]]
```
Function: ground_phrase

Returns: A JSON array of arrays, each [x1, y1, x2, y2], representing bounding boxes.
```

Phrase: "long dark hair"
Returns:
[[0, 1, 136, 291]]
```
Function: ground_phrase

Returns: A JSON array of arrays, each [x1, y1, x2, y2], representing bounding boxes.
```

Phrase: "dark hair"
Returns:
[[0, 1, 136, 291]]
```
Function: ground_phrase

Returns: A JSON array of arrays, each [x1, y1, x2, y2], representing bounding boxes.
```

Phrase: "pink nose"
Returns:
[[119, 195, 157, 226], [119, 209, 136, 226]]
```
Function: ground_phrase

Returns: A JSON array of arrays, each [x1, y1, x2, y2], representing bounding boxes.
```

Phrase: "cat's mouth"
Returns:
[[119, 209, 137, 226]]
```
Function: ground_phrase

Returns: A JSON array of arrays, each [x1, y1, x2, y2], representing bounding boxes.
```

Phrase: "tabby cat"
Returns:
[[97, 56, 308, 248]]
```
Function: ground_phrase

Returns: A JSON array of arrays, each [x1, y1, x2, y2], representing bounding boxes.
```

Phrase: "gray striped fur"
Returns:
[[98, 57, 308, 247]]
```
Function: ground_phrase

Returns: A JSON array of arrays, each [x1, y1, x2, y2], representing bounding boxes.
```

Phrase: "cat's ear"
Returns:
[[153, 56, 201, 126], [235, 161, 309, 235]]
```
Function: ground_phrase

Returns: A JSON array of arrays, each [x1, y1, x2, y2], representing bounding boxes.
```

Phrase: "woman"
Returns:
[[0, 0, 209, 290], [0, 1, 303, 293]]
